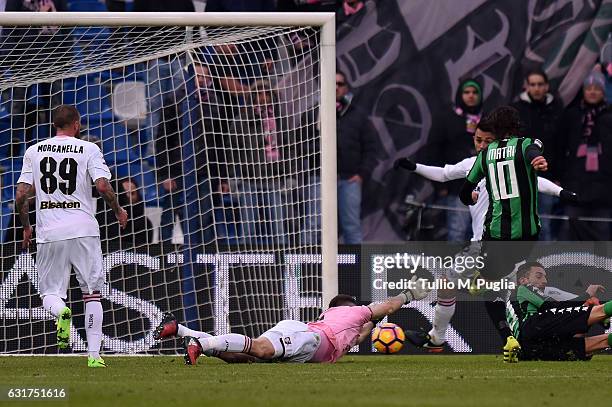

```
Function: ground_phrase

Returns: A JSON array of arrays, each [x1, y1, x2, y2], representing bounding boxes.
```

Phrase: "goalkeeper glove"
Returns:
[[394, 157, 417, 171], [370, 318, 383, 327], [559, 189, 578, 203], [401, 275, 431, 303]]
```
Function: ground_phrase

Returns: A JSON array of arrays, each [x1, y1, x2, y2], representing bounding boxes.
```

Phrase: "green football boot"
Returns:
[[503, 335, 521, 363], [56, 307, 72, 349], [87, 356, 107, 368]]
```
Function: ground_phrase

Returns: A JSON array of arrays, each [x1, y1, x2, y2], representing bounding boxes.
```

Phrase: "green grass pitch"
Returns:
[[1, 355, 611, 407]]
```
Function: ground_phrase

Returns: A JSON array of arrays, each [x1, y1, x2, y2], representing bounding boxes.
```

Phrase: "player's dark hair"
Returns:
[[52, 105, 80, 129], [525, 68, 549, 84], [476, 116, 495, 133], [517, 261, 544, 280], [329, 294, 358, 308], [483, 106, 522, 139]]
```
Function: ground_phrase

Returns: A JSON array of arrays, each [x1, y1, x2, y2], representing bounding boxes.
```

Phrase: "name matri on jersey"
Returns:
[[17, 136, 111, 243]]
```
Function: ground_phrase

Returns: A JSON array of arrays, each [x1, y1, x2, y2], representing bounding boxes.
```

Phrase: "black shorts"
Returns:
[[479, 236, 538, 280], [520, 336, 588, 361], [519, 305, 592, 361]]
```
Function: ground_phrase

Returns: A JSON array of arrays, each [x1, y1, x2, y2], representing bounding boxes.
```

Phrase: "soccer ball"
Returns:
[[371, 323, 405, 354]]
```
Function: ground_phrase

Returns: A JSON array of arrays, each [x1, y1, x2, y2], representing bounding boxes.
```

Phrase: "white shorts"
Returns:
[[260, 320, 321, 363], [37, 236, 104, 299], [446, 241, 483, 283]]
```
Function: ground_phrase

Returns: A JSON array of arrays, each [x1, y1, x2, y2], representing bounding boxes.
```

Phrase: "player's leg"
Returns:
[[70, 237, 106, 367], [587, 302, 612, 326], [521, 305, 595, 361], [482, 298, 521, 362], [431, 242, 485, 346], [185, 320, 319, 365], [153, 312, 215, 347], [477, 241, 517, 340], [484, 300, 513, 341], [528, 304, 608, 339], [153, 313, 259, 363], [407, 242, 482, 351], [478, 240, 527, 361], [37, 241, 72, 349], [585, 333, 612, 353], [521, 337, 590, 361], [184, 333, 274, 365], [406, 285, 455, 352], [430, 287, 456, 346]]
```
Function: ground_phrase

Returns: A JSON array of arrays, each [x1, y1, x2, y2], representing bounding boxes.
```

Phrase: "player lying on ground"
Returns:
[[154, 276, 431, 364], [506, 261, 610, 361], [15, 105, 128, 368], [394, 120, 577, 361]]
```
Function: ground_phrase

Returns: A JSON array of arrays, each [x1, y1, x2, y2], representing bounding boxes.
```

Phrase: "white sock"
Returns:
[[428, 298, 456, 345], [42, 295, 66, 317], [177, 324, 212, 339], [178, 325, 218, 357], [199, 334, 252, 354], [84, 294, 103, 359]]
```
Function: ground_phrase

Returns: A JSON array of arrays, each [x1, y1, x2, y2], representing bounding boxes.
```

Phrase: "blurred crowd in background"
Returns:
[[0, 0, 611, 246]]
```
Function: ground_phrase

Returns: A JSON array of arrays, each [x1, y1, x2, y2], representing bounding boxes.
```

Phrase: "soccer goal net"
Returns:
[[0, 12, 337, 354]]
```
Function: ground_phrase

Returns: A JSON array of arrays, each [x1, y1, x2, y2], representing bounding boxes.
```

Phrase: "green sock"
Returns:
[[608, 333, 612, 348], [604, 301, 612, 317]]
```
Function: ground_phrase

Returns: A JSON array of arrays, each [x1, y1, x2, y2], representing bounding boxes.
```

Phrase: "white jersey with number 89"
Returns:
[[17, 135, 112, 243]]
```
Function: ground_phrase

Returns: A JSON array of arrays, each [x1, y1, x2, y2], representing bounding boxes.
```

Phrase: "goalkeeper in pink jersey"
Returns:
[[154, 276, 431, 364]]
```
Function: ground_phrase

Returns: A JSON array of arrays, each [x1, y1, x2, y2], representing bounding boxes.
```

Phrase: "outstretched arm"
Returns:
[[415, 164, 451, 182], [537, 177, 578, 202], [367, 276, 431, 321], [368, 294, 406, 321], [395, 157, 474, 183], [537, 177, 561, 196]]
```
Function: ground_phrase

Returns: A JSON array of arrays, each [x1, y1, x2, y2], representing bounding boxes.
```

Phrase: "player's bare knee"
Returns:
[[251, 337, 276, 359], [587, 304, 606, 325]]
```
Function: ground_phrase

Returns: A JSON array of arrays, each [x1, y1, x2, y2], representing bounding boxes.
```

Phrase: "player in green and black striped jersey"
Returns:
[[459, 107, 550, 362], [506, 262, 612, 361], [460, 106, 548, 240]]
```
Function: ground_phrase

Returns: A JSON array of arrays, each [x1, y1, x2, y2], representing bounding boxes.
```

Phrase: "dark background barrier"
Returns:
[[1, 243, 610, 354]]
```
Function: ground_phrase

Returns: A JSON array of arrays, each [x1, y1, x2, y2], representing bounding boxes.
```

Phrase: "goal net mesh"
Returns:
[[0, 23, 325, 354]]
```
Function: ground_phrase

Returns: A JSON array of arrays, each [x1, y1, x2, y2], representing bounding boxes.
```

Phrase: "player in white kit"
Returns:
[[394, 121, 578, 360], [15, 105, 128, 368]]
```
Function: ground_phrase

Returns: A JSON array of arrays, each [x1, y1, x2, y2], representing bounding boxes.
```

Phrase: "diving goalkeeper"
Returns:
[[154, 276, 431, 364]]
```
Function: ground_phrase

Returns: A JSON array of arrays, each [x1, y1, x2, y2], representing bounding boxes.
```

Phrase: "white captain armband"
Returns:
[[533, 138, 543, 151]]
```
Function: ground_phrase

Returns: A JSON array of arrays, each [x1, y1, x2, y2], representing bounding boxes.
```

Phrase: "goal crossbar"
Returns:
[[0, 12, 335, 27]]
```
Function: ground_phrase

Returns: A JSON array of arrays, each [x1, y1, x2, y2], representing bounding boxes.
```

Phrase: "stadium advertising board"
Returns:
[[2, 243, 611, 354]]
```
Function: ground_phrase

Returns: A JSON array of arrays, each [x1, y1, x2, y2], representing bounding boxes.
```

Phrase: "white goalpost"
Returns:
[[0, 12, 337, 354]]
